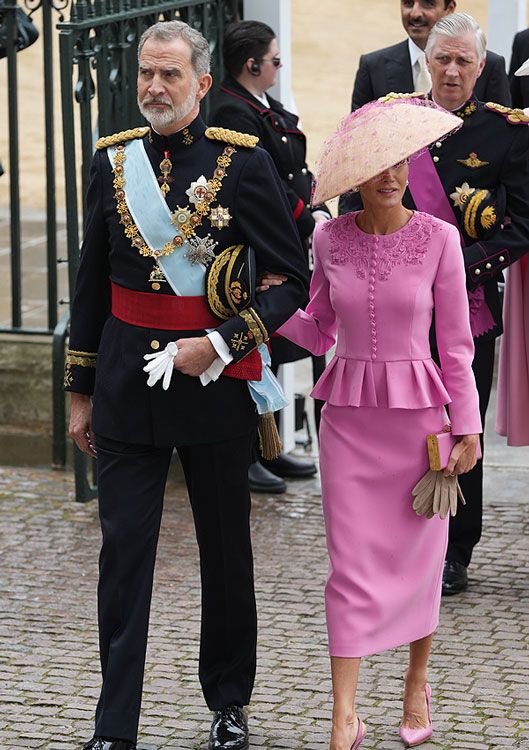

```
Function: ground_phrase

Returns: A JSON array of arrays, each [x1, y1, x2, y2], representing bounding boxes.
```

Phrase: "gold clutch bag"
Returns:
[[427, 427, 481, 471]]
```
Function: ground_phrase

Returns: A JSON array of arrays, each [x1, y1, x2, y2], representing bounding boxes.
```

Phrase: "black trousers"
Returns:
[[446, 338, 496, 567], [93, 432, 256, 744]]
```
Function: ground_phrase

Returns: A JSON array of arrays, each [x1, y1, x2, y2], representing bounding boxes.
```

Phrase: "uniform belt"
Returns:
[[112, 281, 219, 329], [111, 281, 262, 381]]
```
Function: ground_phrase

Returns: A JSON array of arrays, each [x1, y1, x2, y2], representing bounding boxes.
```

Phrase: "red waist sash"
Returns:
[[111, 282, 262, 381]]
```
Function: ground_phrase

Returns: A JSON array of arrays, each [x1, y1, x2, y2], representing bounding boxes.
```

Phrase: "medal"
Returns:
[[210, 205, 232, 229], [158, 150, 173, 196], [185, 234, 218, 266]]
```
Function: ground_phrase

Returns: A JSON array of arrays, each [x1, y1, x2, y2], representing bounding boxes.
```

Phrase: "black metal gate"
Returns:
[[1, 0, 240, 498]]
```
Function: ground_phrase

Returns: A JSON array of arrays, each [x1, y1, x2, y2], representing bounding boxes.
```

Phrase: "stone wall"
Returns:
[[0, 334, 61, 465]]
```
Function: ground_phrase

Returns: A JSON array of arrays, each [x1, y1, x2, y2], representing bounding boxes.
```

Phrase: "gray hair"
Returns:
[[138, 21, 211, 76], [425, 12, 487, 62]]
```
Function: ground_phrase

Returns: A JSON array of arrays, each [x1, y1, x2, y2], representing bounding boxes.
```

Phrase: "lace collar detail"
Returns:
[[322, 211, 443, 280]]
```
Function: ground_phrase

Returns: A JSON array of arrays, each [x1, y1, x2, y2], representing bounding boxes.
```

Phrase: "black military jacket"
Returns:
[[65, 116, 308, 446], [210, 77, 327, 242], [339, 98, 529, 341], [509, 29, 529, 109]]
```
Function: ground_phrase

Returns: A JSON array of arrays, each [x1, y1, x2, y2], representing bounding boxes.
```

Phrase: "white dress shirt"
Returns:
[[408, 37, 432, 93]]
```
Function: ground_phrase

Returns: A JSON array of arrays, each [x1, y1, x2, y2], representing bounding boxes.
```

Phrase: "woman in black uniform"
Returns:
[[210, 20, 330, 492]]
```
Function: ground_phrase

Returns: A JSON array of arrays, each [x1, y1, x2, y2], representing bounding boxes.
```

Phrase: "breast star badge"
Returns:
[[210, 206, 232, 229], [186, 176, 209, 205], [457, 152, 489, 168], [450, 182, 474, 208], [171, 205, 192, 227], [185, 234, 218, 266]]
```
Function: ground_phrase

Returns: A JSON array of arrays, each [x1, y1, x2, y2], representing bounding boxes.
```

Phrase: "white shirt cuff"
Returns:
[[312, 209, 331, 223], [207, 331, 233, 364], [200, 331, 234, 385]]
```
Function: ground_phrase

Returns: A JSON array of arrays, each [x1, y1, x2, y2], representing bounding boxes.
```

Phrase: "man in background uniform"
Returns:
[[351, 0, 510, 110], [66, 20, 307, 750]]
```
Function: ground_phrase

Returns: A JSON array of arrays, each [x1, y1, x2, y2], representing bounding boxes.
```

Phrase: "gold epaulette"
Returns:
[[485, 102, 529, 125], [95, 126, 150, 150], [378, 91, 427, 103], [205, 127, 259, 148]]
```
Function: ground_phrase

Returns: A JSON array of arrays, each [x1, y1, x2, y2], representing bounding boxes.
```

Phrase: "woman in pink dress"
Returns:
[[272, 100, 482, 750]]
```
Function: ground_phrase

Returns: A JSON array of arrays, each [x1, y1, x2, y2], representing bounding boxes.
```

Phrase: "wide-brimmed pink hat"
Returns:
[[312, 96, 463, 204]]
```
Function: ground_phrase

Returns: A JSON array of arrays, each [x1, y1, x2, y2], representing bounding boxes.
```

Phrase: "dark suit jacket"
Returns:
[[509, 29, 529, 108], [352, 40, 511, 110]]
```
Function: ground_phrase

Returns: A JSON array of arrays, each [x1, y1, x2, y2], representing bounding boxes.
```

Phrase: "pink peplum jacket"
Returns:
[[277, 211, 482, 436]]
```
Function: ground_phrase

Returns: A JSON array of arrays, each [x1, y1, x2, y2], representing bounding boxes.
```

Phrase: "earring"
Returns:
[[405, 179, 409, 187]]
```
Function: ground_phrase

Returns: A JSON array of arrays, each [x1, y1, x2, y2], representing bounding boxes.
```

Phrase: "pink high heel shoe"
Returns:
[[399, 683, 433, 747], [351, 716, 367, 749]]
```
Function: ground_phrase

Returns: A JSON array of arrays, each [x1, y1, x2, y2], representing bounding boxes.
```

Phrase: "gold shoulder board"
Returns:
[[95, 126, 151, 150], [205, 126, 259, 148], [378, 91, 426, 103], [485, 102, 529, 125]]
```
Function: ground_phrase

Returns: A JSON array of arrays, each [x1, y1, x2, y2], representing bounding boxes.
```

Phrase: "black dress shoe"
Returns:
[[261, 452, 317, 479], [442, 560, 468, 596], [248, 460, 286, 494], [208, 706, 249, 750], [83, 738, 136, 750]]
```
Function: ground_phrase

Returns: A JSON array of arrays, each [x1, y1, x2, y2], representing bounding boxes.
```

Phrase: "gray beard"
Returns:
[[138, 84, 198, 131]]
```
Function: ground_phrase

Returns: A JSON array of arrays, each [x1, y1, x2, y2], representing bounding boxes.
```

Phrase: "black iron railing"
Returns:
[[1, 0, 240, 496], [1, 0, 67, 334]]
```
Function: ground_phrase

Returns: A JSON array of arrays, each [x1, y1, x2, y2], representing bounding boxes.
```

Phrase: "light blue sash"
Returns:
[[108, 138, 287, 413], [251, 344, 288, 414], [107, 139, 205, 296]]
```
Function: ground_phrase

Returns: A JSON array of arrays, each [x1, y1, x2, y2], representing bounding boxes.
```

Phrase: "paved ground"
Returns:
[[1, 6, 529, 746], [1, 373, 529, 750]]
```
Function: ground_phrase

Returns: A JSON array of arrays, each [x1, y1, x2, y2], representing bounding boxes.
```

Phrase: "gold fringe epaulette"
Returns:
[[378, 91, 427, 103], [205, 127, 259, 148], [485, 102, 529, 125], [95, 126, 150, 150]]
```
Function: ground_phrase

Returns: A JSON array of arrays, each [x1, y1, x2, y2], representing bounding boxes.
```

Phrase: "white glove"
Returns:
[[143, 341, 178, 390]]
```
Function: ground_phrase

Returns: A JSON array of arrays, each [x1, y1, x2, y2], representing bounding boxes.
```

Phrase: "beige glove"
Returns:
[[412, 469, 466, 519]]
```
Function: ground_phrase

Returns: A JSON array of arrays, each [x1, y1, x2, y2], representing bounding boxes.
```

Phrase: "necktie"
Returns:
[[416, 54, 432, 94]]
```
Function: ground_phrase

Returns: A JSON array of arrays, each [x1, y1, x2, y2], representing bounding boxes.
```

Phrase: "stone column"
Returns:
[[488, 0, 526, 66], [242, 1, 294, 112]]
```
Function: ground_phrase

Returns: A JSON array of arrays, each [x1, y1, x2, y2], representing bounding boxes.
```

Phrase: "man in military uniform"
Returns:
[[66, 20, 307, 750], [340, 13, 529, 595], [210, 20, 330, 493]]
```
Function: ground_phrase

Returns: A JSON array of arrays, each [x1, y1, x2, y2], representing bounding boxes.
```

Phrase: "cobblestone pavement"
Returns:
[[1, 438, 528, 750]]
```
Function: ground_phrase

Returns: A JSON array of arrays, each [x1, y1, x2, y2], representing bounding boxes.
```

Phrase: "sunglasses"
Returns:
[[260, 56, 281, 68]]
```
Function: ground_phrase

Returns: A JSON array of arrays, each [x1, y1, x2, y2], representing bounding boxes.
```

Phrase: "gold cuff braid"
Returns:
[[239, 308, 268, 346], [66, 349, 97, 368]]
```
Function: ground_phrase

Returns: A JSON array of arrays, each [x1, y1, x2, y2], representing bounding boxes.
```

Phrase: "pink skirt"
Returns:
[[319, 403, 449, 657]]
